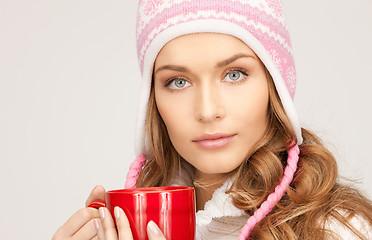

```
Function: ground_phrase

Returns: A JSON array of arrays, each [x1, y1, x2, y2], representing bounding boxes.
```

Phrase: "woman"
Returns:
[[53, 0, 372, 239]]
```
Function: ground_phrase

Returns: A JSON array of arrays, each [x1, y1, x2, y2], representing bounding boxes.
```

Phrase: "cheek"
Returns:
[[155, 91, 193, 147], [229, 82, 269, 139]]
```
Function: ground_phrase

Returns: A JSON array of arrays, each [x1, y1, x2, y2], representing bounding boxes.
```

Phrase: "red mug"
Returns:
[[88, 186, 195, 240]]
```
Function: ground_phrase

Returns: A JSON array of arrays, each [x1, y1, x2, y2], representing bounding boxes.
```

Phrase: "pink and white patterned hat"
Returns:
[[134, 0, 302, 155]]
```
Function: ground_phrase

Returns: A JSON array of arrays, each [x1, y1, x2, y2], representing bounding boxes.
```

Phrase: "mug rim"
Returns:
[[107, 186, 194, 194]]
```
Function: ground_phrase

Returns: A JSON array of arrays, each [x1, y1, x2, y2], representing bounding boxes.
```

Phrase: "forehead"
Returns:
[[154, 33, 258, 66]]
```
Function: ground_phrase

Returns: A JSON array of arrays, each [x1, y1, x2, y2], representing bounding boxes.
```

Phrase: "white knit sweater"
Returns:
[[171, 167, 372, 239]]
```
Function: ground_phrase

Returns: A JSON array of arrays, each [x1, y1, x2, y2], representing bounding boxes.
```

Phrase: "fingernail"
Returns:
[[92, 185, 99, 192], [114, 206, 120, 219], [147, 221, 161, 236], [99, 207, 105, 220], [94, 218, 99, 230]]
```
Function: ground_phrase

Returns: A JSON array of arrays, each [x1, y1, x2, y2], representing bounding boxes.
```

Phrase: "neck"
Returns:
[[193, 171, 228, 211]]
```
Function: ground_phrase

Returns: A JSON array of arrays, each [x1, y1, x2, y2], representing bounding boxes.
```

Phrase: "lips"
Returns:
[[192, 133, 236, 149]]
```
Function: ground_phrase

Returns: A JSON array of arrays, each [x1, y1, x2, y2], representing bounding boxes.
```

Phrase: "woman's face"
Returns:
[[153, 33, 269, 177]]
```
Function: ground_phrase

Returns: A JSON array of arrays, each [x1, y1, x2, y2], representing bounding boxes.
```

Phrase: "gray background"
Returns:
[[0, 0, 371, 239]]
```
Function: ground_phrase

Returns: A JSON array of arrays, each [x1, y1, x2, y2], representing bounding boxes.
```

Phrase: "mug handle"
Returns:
[[87, 200, 106, 209]]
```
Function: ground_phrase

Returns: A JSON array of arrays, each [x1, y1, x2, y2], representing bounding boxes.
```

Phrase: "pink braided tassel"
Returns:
[[238, 144, 300, 239], [125, 154, 146, 189]]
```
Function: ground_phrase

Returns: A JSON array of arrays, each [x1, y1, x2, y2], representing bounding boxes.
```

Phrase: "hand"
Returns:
[[98, 206, 167, 240], [52, 185, 105, 240], [52, 185, 166, 240]]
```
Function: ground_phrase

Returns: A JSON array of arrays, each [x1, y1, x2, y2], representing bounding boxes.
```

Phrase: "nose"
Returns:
[[194, 81, 225, 123]]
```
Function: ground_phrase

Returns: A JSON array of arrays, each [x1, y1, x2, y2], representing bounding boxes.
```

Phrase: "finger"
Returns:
[[114, 207, 133, 240], [54, 207, 100, 237], [86, 185, 106, 207], [96, 218, 104, 240], [99, 207, 118, 240], [72, 218, 99, 240], [147, 221, 166, 240]]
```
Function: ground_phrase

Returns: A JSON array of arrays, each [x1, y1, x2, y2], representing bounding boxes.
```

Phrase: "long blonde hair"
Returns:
[[137, 69, 372, 239]]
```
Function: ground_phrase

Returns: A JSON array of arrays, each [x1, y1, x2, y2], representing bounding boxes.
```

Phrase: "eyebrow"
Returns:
[[154, 53, 256, 74], [154, 65, 188, 74], [216, 53, 257, 68]]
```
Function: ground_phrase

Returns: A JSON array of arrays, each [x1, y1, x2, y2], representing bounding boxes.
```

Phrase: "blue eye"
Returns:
[[167, 79, 191, 89], [223, 70, 247, 82]]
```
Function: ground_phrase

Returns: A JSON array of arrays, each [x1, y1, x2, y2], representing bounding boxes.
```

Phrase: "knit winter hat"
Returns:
[[134, 0, 303, 156], [128, 0, 302, 238]]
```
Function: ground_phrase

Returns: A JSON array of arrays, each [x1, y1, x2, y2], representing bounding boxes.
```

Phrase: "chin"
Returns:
[[193, 158, 243, 175]]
